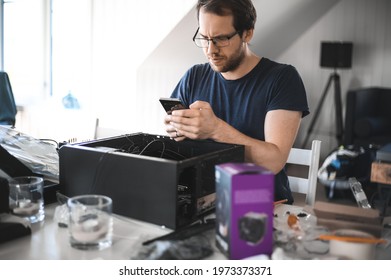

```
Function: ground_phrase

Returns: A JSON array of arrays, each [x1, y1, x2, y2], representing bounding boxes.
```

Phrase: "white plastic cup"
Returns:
[[67, 194, 113, 250], [8, 176, 45, 223]]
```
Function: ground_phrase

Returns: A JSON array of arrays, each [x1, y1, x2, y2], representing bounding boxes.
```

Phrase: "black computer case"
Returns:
[[59, 133, 244, 229]]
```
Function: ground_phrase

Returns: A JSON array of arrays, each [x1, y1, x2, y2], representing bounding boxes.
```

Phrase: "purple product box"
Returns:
[[215, 163, 274, 260]]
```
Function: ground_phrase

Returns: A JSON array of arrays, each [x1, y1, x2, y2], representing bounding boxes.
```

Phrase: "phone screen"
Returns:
[[159, 98, 186, 114]]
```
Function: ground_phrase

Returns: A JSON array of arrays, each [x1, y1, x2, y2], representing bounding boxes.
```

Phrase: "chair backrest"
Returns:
[[286, 139, 321, 206], [0, 71, 17, 126]]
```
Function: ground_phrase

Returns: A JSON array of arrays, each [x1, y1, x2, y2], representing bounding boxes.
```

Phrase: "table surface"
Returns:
[[1, 203, 390, 260], [0, 203, 226, 260]]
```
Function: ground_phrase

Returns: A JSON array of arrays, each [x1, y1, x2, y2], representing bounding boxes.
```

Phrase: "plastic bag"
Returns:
[[0, 126, 59, 180]]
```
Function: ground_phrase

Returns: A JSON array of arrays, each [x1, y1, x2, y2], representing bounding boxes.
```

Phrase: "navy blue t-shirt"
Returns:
[[170, 58, 309, 203]]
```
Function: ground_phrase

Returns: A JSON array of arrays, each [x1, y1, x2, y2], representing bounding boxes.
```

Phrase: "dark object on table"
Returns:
[[0, 177, 31, 243], [134, 234, 213, 260], [142, 219, 215, 246], [0, 177, 9, 213]]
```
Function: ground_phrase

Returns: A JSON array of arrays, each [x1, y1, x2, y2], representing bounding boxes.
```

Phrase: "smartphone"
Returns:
[[159, 97, 186, 114]]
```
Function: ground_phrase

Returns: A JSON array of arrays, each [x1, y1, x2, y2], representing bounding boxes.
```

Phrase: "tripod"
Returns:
[[301, 70, 343, 148]]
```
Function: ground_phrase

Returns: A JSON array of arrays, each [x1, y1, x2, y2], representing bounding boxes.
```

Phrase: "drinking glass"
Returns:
[[8, 176, 45, 223], [67, 194, 113, 250]]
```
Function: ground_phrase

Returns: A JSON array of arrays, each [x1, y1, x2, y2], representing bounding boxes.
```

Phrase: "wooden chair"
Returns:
[[286, 140, 322, 206]]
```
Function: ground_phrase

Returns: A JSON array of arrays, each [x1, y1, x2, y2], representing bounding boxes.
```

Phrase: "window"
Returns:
[[51, 0, 92, 109], [2, 0, 196, 138], [2, 0, 92, 108], [3, 0, 48, 105]]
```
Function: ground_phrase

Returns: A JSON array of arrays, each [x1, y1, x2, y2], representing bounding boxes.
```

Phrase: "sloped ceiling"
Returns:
[[140, 0, 340, 68], [253, 0, 340, 58]]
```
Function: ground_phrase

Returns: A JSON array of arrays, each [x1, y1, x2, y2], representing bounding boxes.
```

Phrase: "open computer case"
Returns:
[[59, 133, 244, 229]]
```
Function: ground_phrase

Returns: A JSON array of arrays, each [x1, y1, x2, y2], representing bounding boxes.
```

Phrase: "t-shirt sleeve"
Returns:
[[267, 65, 309, 118], [170, 68, 194, 108]]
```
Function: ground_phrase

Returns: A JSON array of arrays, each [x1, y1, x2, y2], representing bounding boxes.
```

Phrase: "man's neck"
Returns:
[[221, 53, 261, 80]]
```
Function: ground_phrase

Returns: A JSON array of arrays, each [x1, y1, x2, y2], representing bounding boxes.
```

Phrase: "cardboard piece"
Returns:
[[371, 162, 391, 185], [313, 201, 383, 237], [215, 163, 274, 259]]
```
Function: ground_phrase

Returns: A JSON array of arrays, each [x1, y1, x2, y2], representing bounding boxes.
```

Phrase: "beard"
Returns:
[[208, 44, 245, 73]]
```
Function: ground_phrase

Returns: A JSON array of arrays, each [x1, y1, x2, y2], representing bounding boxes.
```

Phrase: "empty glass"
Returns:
[[8, 176, 45, 223], [67, 194, 113, 250]]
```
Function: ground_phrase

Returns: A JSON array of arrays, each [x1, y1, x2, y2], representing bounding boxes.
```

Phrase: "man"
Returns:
[[164, 0, 309, 203]]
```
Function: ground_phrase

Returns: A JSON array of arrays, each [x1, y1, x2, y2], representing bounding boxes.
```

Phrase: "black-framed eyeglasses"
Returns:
[[192, 27, 239, 48]]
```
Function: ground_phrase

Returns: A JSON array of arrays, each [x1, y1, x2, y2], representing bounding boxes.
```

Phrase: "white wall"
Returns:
[[136, 7, 204, 136], [278, 0, 391, 157]]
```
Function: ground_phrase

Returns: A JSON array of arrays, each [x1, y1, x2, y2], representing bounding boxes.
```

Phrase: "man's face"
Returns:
[[198, 9, 245, 73]]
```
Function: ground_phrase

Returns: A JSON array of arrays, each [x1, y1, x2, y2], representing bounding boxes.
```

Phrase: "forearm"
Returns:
[[211, 119, 287, 174], [167, 104, 300, 173]]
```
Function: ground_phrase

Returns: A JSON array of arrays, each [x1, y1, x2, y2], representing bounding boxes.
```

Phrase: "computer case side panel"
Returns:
[[59, 145, 179, 228]]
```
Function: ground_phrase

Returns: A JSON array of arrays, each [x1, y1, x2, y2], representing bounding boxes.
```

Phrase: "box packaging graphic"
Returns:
[[215, 163, 274, 259]]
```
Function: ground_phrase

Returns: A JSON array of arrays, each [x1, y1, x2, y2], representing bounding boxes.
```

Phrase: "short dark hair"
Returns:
[[196, 0, 257, 34]]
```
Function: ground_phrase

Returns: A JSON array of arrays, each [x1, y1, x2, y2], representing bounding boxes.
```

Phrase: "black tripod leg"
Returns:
[[301, 74, 334, 148], [333, 73, 343, 146]]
